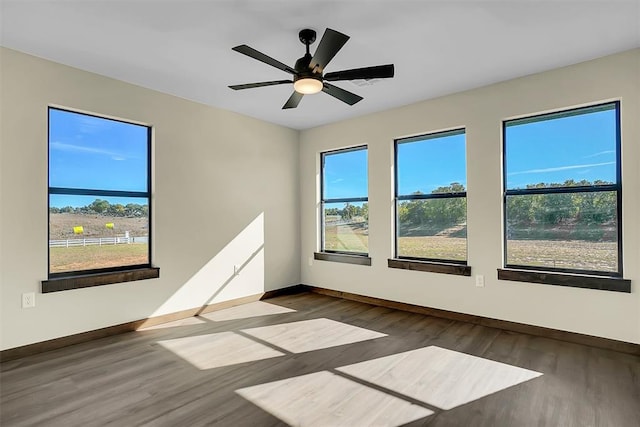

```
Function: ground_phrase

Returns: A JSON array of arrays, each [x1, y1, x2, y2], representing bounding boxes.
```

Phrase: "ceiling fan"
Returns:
[[229, 28, 395, 109]]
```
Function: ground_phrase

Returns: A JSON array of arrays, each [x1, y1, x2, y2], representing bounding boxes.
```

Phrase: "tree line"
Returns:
[[325, 203, 368, 221], [398, 183, 466, 235], [506, 180, 615, 226], [327, 180, 616, 239], [49, 199, 149, 218]]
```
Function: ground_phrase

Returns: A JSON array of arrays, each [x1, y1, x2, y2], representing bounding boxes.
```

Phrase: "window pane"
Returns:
[[397, 198, 467, 261], [49, 108, 148, 192], [323, 202, 368, 254], [506, 192, 617, 272], [395, 130, 467, 263], [49, 194, 149, 273], [397, 131, 466, 196], [505, 105, 617, 190], [323, 148, 367, 199]]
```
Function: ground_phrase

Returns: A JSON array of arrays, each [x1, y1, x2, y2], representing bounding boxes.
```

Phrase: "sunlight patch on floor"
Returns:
[[236, 371, 432, 427], [337, 346, 542, 410], [241, 318, 387, 353], [157, 332, 284, 370], [200, 301, 296, 322]]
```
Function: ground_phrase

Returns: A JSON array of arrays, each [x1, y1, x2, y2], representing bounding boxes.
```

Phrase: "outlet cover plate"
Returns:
[[22, 292, 35, 308]]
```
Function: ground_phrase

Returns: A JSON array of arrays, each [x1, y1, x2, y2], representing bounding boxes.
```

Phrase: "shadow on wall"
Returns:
[[147, 212, 265, 318]]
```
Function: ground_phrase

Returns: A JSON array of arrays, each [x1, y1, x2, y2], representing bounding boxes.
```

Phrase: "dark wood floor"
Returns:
[[1, 291, 639, 426]]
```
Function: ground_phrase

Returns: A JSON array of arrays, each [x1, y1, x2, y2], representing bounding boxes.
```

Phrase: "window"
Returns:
[[393, 129, 467, 270], [319, 146, 369, 258], [502, 102, 622, 279], [46, 107, 157, 290]]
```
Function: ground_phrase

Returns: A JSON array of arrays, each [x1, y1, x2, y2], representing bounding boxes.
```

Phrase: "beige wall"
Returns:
[[1, 47, 638, 351], [0, 48, 300, 350], [300, 49, 640, 344]]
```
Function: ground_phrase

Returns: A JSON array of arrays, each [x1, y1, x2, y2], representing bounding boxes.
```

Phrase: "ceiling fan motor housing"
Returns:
[[295, 53, 321, 79]]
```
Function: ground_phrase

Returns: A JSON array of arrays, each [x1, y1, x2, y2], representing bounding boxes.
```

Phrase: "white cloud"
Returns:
[[508, 161, 614, 176], [77, 115, 111, 134], [582, 150, 615, 159], [50, 141, 124, 158]]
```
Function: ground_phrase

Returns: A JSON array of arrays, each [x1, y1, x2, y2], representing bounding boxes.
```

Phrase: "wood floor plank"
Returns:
[[1, 291, 639, 427]]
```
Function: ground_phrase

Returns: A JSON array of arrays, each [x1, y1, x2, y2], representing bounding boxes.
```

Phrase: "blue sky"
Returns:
[[51, 105, 616, 208], [397, 132, 466, 195], [505, 107, 616, 189], [324, 105, 617, 198], [323, 148, 368, 199], [49, 108, 149, 208]]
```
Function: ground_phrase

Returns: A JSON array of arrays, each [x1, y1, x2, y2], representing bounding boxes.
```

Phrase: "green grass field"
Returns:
[[51, 222, 616, 273], [507, 239, 617, 272], [50, 244, 148, 273], [324, 223, 368, 253], [398, 236, 466, 260], [325, 223, 617, 271]]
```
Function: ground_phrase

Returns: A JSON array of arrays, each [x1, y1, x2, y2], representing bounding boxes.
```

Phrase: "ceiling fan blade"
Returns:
[[309, 28, 349, 72], [232, 45, 297, 74], [229, 80, 292, 90], [282, 91, 304, 109], [324, 64, 395, 82], [322, 83, 363, 106]]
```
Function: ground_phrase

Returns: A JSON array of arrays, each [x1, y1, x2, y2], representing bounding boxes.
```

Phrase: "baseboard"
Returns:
[[4, 283, 636, 361], [0, 284, 306, 363], [301, 285, 640, 356]]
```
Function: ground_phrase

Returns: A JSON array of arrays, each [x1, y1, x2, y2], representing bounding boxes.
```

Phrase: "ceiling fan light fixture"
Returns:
[[293, 77, 323, 94]]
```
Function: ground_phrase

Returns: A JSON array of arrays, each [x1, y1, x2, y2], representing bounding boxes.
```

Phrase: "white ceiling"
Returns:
[[1, 1, 639, 130]]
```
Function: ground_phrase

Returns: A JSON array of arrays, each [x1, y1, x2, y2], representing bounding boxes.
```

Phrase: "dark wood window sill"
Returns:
[[42, 267, 160, 293], [388, 258, 471, 276], [497, 268, 630, 293], [314, 252, 371, 266]]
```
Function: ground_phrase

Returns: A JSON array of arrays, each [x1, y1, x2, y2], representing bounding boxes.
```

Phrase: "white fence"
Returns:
[[49, 236, 148, 248]]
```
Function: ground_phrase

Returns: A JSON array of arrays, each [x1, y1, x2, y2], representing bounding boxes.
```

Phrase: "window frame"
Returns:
[[319, 145, 369, 258], [393, 128, 468, 267], [501, 101, 623, 278], [45, 106, 156, 290]]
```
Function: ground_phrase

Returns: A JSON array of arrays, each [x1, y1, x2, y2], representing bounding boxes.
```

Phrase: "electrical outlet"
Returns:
[[22, 292, 35, 308], [475, 275, 485, 287]]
